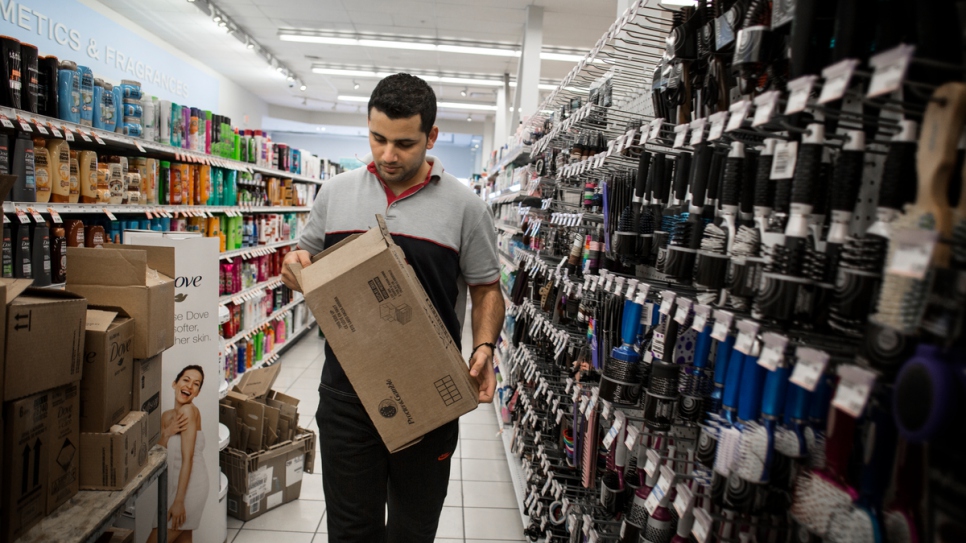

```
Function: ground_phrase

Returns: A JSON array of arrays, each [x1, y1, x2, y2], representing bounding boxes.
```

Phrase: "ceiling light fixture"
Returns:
[[460, 87, 467, 97], [213, 15, 222, 23], [353, 80, 360, 90], [466, 115, 472, 122], [312, 66, 559, 90], [300, 84, 307, 91], [338, 95, 497, 111]]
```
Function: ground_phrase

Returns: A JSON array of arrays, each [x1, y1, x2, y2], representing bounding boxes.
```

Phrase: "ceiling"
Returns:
[[95, 0, 619, 121]]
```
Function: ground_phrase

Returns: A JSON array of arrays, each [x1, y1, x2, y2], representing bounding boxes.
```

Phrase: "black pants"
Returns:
[[316, 390, 459, 543]]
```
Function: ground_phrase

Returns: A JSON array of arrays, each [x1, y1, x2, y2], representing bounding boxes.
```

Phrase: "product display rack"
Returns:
[[2, 202, 311, 215], [219, 277, 284, 306], [219, 239, 299, 261], [220, 319, 318, 400], [16, 446, 168, 543], [224, 296, 306, 348], [487, 144, 531, 182]]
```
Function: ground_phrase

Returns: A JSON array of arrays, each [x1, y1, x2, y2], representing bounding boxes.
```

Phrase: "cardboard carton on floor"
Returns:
[[80, 307, 135, 433], [289, 216, 478, 453], [133, 355, 162, 447], [220, 428, 316, 521], [4, 285, 88, 402], [79, 410, 148, 490], [1, 383, 80, 542], [65, 245, 175, 359]]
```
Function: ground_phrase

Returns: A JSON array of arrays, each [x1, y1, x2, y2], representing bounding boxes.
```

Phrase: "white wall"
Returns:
[[217, 75, 270, 129]]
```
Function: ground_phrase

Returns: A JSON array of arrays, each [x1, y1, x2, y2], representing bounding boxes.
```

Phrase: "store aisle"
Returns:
[[226, 326, 527, 543]]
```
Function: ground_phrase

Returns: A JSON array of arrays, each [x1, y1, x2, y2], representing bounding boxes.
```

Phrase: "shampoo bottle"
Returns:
[[30, 222, 50, 286], [47, 139, 71, 203], [2, 224, 11, 278], [11, 133, 36, 202], [51, 226, 66, 283], [14, 223, 30, 278], [77, 65, 94, 126], [57, 60, 80, 123], [68, 152, 79, 203], [79, 150, 97, 203], [21, 42, 38, 113], [95, 164, 111, 203]]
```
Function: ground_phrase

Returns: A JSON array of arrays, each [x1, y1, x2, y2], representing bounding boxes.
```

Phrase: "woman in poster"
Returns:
[[149, 365, 210, 543]]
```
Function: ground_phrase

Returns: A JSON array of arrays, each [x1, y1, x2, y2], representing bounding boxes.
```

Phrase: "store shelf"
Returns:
[[224, 297, 306, 347], [220, 239, 298, 261], [494, 397, 530, 528], [0, 106, 325, 185], [221, 319, 317, 398], [487, 145, 531, 181], [219, 277, 284, 306], [17, 446, 168, 543], [496, 222, 523, 234], [3, 202, 311, 215]]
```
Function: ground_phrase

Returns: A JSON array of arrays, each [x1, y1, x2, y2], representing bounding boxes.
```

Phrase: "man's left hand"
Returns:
[[469, 347, 496, 403]]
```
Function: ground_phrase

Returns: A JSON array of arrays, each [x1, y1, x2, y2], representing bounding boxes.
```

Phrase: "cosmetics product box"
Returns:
[[79, 307, 134, 433], [78, 410, 147, 490]]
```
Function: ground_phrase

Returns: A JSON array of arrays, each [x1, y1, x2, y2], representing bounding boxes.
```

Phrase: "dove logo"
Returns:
[[174, 293, 188, 303], [175, 276, 203, 288]]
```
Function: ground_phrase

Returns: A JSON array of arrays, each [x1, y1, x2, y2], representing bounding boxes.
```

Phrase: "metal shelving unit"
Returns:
[[220, 319, 317, 399], [220, 239, 298, 261]]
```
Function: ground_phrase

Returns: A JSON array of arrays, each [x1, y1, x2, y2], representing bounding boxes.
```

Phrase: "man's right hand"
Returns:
[[282, 249, 312, 291]]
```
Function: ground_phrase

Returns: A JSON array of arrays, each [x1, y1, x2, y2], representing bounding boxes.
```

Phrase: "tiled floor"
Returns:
[[226, 323, 526, 543]]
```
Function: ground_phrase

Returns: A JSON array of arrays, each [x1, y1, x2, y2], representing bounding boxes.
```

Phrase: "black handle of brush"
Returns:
[[636, 152, 652, 200], [739, 152, 757, 215], [754, 153, 774, 207], [657, 154, 672, 204], [673, 153, 693, 202], [791, 142, 823, 206], [879, 141, 915, 210], [689, 144, 713, 208], [645, 155, 657, 202], [720, 155, 742, 207], [830, 149, 864, 212], [707, 150, 723, 203]]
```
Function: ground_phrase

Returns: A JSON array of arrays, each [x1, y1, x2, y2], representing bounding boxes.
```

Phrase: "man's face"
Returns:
[[368, 108, 438, 185]]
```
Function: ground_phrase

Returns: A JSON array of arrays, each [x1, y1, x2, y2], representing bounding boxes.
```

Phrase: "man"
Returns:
[[281, 73, 505, 542]]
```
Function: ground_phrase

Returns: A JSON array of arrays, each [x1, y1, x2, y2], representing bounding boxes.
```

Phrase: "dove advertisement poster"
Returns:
[[122, 232, 225, 543]]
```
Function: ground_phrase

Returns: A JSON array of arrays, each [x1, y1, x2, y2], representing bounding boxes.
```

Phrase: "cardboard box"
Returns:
[[233, 363, 281, 399], [1, 382, 79, 541], [93, 527, 135, 543], [79, 410, 148, 490], [65, 245, 176, 359], [4, 287, 87, 401], [289, 216, 478, 452], [220, 429, 316, 521], [80, 307, 135, 433], [133, 355, 162, 447]]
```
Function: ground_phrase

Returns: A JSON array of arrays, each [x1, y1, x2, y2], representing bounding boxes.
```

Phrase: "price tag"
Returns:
[[2, 214, 8, 224], [819, 59, 859, 104], [758, 332, 789, 371], [25, 207, 44, 223], [47, 123, 62, 138], [692, 304, 711, 332], [45, 208, 62, 224], [734, 319, 759, 355], [752, 91, 780, 127], [77, 129, 92, 143], [726, 100, 752, 132], [785, 75, 818, 115], [791, 347, 829, 392], [692, 508, 713, 543], [62, 127, 74, 142], [887, 228, 937, 280], [556, 410, 564, 424], [690, 117, 707, 146], [565, 378, 574, 394], [17, 117, 32, 132], [644, 450, 660, 477], [624, 424, 640, 450], [14, 207, 30, 224], [711, 310, 734, 341], [659, 290, 676, 315], [770, 140, 799, 180], [103, 208, 118, 221], [673, 124, 689, 149], [639, 127, 650, 146], [674, 298, 692, 325], [867, 44, 915, 98], [708, 111, 728, 141], [34, 122, 48, 135], [832, 364, 877, 418], [649, 118, 664, 141], [602, 410, 626, 450], [673, 483, 693, 517], [135, 141, 146, 153], [92, 132, 105, 145], [0, 115, 13, 128]]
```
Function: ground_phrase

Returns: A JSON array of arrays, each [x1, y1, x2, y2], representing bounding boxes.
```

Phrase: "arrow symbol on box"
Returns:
[[14, 313, 28, 321], [15, 323, 29, 331]]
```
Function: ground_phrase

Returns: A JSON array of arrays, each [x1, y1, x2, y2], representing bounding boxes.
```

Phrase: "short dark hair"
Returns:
[[368, 73, 437, 135], [175, 365, 205, 390]]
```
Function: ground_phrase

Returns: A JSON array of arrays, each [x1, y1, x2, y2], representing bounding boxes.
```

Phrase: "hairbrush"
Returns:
[[872, 83, 966, 335], [719, 141, 745, 252], [825, 130, 866, 283], [754, 138, 779, 233], [893, 344, 965, 442], [882, 440, 924, 543]]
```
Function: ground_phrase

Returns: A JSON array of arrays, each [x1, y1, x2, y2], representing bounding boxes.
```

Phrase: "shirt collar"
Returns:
[[361, 154, 446, 181]]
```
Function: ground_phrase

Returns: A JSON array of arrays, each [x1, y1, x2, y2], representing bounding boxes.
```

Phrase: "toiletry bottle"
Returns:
[[125, 170, 141, 205], [47, 139, 71, 203], [20, 42, 38, 113], [107, 162, 124, 204], [180, 163, 191, 205], [198, 164, 211, 205], [95, 164, 111, 203], [2, 224, 11, 277], [0, 36, 22, 109], [79, 150, 98, 203], [0, 133, 9, 175], [170, 162, 183, 205], [14, 223, 30, 278], [31, 221, 50, 286], [64, 219, 84, 247], [57, 60, 80, 123], [92, 78, 105, 129], [12, 133, 36, 202], [182, 106, 191, 149], [84, 224, 105, 247], [77, 65, 94, 126], [158, 100, 172, 144], [145, 158, 157, 204], [111, 83, 123, 133], [205, 110, 213, 154], [101, 81, 116, 132], [170, 103, 182, 147], [51, 225, 66, 283], [68, 152, 79, 203], [158, 161, 170, 204], [38, 55, 58, 117]]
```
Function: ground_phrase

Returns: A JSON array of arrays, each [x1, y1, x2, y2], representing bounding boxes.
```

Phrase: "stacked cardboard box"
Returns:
[[219, 364, 317, 521]]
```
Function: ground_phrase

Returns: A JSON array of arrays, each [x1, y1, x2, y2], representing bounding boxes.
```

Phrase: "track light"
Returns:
[[461, 87, 467, 97], [467, 115, 472, 122], [300, 84, 307, 91], [353, 80, 360, 90], [213, 15, 222, 23]]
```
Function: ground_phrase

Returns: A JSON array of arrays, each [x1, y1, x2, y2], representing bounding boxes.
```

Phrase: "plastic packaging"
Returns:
[[57, 60, 80, 123], [68, 153, 79, 203], [2, 225, 11, 278], [51, 226, 65, 283], [37, 55, 58, 117], [107, 162, 124, 204], [158, 100, 171, 143], [20, 42, 38, 113], [124, 170, 141, 204], [12, 133, 36, 203], [31, 222, 50, 286], [77, 65, 94, 126], [79, 151, 97, 203], [47, 139, 71, 203], [95, 164, 110, 203], [13, 223, 30, 278]]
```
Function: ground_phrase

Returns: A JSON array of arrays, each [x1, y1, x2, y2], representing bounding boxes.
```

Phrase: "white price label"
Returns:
[[25, 207, 43, 223], [711, 310, 734, 341], [649, 118, 664, 141], [63, 128, 74, 142], [868, 44, 915, 98], [693, 508, 713, 543], [887, 228, 937, 280], [692, 304, 711, 332], [708, 111, 728, 140], [758, 332, 788, 371], [785, 75, 818, 115], [690, 118, 707, 146], [832, 364, 877, 418], [17, 118, 32, 132], [624, 424, 640, 450], [46, 208, 62, 224], [14, 207, 29, 224], [674, 298, 692, 325], [135, 141, 146, 153], [734, 319, 760, 355], [727, 100, 752, 132], [644, 450, 660, 477], [673, 483, 693, 517], [753, 91, 780, 127], [673, 124, 689, 149], [791, 347, 829, 392], [659, 290, 676, 315], [34, 122, 48, 135], [0, 115, 13, 128], [770, 140, 799, 180], [93, 133, 106, 145], [639, 127, 650, 146], [819, 59, 859, 104], [645, 483, 665, 515], [47, 123, 61, 138], [77, 129, 92, 142]]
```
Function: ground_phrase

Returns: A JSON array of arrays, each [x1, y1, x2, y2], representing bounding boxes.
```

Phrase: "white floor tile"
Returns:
[[226, 516, 244, 529], [280, 354, 322, 369], [459, 440, 508, 460], [300, 473, 326, 501], [463, 508, 526, 541], [241, 499, 325, 532], [443, 479, 462, 507], [435, 506, 464, 539], [465, 540, 526, 543], [312, 534, 328, 543], [316, 512, 327, 533], [460, 423, 502, 441], [461, 458, 513, 483], [462, 481, 519, 509], [435, 540, 464, 543], [226, 528, 239, 542], [234, 530, 315, 543], [449, 458, 462, 480]]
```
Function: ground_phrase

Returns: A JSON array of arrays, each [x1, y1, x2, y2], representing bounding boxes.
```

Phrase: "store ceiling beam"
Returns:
[[512, 5, 544, 130]]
